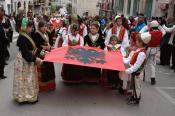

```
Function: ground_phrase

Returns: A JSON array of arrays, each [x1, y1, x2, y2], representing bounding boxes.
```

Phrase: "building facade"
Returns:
[[11, 0, 50, 15], [152, 0, 175, 18], [72, 0, 99, 16], [11, 0, 34, 15], [98, 0, 114, 18], [0, 0, 12, 15], [56, 0, 72, 7], [112, 0, 175, 19], [33, 0, 50, 15]]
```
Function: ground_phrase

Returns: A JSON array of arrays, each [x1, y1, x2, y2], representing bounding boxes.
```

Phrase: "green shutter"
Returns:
[[144, 0, 153, 19], [133, 0, 140, 15], [127, 0, 131, 15]]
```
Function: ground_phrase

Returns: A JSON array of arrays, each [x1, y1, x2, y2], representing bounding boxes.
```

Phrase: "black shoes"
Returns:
[[127, 96, 140, 105], [170, 65, 175, 69], [151, 78, 156, 85], [0, 75, 7, 79]]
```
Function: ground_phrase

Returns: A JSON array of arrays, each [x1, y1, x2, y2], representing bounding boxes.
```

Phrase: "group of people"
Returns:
[[0, 7, 175, 105]]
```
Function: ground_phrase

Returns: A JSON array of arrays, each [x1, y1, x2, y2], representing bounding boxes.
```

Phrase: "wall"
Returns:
[[0, 0, 12, 15], [72, 0, 99, 16]]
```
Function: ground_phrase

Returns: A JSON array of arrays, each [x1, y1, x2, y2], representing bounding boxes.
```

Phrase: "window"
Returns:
[[7, 4, 11, 15], [144, 0, 153, 19], [127, 0, 131, 15], [117, 0, 124, 12], [173, 4, 175, 18], [133, 0, 140, 15]]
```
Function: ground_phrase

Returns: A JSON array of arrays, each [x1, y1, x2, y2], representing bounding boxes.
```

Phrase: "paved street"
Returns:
[[0, 38, 175, 116]]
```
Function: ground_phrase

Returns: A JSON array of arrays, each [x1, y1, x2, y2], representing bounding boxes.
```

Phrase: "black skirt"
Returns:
[[40, 62, 55, 82], [61, 64, 83, 83]]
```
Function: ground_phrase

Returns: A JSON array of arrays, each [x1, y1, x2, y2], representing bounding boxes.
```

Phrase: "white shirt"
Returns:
[[139, 25, 148, 33], [58, 27, 67, 39], [104, 44, 121, 51], [105, 26, 129, 49], [104, 44, 126, 57], [123, 51, 135, 65], [62, 34, 84, 47], [68, 24, 88, 38], [125, 49, 146, 74], [91, 35, 98, 41], [80, 24, 88, 38], [163, 25, 175, 45]]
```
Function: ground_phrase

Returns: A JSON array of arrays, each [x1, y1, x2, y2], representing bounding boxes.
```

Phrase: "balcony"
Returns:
[[33, 0, 45, 6], [99, 2, 113, 12]]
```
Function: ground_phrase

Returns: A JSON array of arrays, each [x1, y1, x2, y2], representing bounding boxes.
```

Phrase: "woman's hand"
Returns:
[[35, 57, 43, 66], [41, 43, 51, 51]]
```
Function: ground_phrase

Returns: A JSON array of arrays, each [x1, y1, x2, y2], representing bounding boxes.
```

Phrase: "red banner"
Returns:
[[44, 46, 125, 71]]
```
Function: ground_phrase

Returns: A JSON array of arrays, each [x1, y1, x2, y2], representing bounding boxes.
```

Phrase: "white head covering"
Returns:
[[140, 32, 151, 44], [115, 15, 121, 21], [150, 20, 159, 28]]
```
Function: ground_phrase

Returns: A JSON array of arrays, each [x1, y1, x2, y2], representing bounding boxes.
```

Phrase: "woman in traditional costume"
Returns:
[[56, 20, 68, 47], [61, 23, 84, 83], [13, 18, 43, 103], [83, 21, 105, 83], [34, 21, 56, 92], [102, 35, 122, 88]]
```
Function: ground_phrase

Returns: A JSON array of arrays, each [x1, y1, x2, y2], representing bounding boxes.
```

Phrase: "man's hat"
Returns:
[[140, 32, 151, 44], [150, 20, 159, 28], [115, 15, 121, 21]]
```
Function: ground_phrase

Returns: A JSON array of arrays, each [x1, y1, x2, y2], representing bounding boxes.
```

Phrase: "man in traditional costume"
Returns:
[[126, 32, 151, 105], [146, 20, 166, 85]]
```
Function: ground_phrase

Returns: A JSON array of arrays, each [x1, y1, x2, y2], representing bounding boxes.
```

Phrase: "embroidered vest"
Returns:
[[107, 45, 121, 52], [68, 35, 80, 46], [130, 48, 146, 68], [79, 24, 85, 37], [111, 26, 126, 41], [148, 30, 163, 48]]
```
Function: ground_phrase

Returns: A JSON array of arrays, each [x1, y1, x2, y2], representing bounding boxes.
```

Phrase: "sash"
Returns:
[[36, 31, 49, 43], [20, 33, 37, 50]]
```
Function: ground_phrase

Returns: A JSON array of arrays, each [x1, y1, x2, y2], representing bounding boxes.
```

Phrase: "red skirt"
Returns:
[[37, 62, 56, 92], [57, 37, 63, 47]]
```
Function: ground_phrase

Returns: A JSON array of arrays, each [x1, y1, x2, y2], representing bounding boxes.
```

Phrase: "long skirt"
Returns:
[[101, 69, 120, 88], [57, 37, 63, 47], [37, 62, 56, 92], [13, 53, 38, 103], [61, 64, 83, 83], [82, 67, 102, 84]]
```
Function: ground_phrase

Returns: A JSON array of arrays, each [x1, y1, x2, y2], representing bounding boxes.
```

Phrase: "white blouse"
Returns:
[[125, 49, 146, 74], [62, 34, 84, 47]]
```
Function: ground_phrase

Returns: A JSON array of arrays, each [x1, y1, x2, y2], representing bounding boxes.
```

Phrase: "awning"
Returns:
[[158, 0, 172, 4]]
